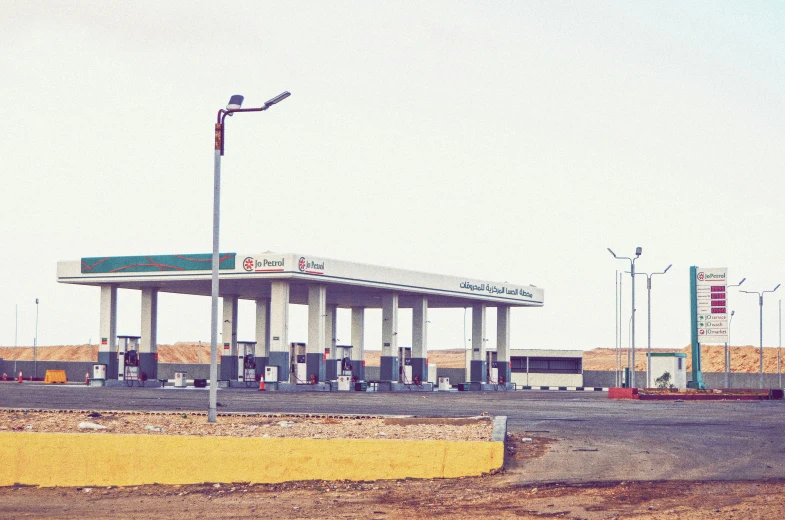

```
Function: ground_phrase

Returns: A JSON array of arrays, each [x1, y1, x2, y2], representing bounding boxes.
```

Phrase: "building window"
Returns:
[[510, 356, 582, 374], [528, 357, 582, 374], [678, 358, 683, 370]]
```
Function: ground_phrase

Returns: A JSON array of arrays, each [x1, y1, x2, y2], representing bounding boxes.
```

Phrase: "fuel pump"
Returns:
[[335, 345, 353, 377], [486, 350, 498, 383], [237, 341, 256, 385], [289, 342, 307, 383], [117, 335, 141, 385], [398, 346, 412, 383]]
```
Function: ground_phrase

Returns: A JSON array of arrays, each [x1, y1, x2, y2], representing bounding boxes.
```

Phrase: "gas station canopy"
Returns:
[[58, 252, 544, 308]]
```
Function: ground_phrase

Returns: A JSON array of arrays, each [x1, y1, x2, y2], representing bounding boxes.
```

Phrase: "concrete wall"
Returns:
[[4, 358, 781, 389], [0, 360, 94, 382], [0, 360, 214, 382], [1, 431, 503, 487], [583, 370, 785, 390], [510, 372, 583, 387], [364, 366, 466, 385]]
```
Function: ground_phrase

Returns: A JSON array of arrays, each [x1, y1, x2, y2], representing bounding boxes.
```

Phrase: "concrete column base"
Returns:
[[97, 351, 117, 380], [410, 357, 427, 383], [138, 353, 157, 381], [325, 359, 337, 381], [470, 360, 487, 383], [499, 363, 511, 384], [267, 351, 290, 382], [306, 353, 325, 383], [351, 361, 365, 381], [220, 355, 236, 380], [254, 356, 268, 379], [380, 356, 399, 382]]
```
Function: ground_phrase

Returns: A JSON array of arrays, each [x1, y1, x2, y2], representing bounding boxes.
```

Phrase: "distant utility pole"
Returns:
[[725, 278, 746, 389], [740, 284, 780, 389], [14, 304, 18, 375], [609, 247, 642, 388], [34, 298, 39, 380]]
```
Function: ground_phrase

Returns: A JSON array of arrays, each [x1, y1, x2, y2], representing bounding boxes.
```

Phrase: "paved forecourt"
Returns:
[[3, 384, 784, 484]]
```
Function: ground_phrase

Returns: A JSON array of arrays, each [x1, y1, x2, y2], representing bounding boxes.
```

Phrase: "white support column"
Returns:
[[351, 307, 365, 381], [411, 296, 428, 382], [471, 303, 487, 382], [307, 285, 327, 382], [380, 293, 399, 381], [497, 305, 511, 384], [221, 296, 238, 380], [268, 281, 290, 381], [98, 285, 117, 378], [255, 298, 271, 365], [325, 304, 337, 355], [140, 288, 159, 379], [324, 304, 338, 379]]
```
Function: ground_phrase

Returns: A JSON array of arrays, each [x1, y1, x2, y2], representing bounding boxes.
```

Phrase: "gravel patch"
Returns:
[[0, 409, 493, 441]]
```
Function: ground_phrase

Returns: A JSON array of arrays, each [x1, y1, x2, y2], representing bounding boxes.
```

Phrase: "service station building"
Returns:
[[57, 252, 544, 388]]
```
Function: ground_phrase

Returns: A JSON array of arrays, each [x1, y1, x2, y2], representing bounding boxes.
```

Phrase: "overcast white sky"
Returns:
[[1, 1, 783, 353]]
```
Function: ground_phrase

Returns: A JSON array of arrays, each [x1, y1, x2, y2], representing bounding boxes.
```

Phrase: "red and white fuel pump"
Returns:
[[398, 346, 412, 383], [289, 342, 307, 383], [236, 341, 257, 385], [117, 335, 141, 386]]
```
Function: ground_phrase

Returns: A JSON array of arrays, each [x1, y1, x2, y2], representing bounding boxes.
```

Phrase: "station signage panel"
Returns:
[[695, 267, 727, 344]]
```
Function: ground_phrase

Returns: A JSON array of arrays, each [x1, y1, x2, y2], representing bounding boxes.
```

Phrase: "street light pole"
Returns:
[[34, 298, 39, 381], [608, 247, 642, 388], [209, 91, 291, 423], [727, 310, 735, 388], [630, 264, 672, 387], [724, 278, 745, 388], [741, 284, 780, 389]]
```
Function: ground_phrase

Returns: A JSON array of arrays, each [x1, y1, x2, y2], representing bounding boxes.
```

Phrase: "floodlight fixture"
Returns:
[[226, 95, 244, 110], [635, 246, 642, 257], [263, 91, 291, 109]]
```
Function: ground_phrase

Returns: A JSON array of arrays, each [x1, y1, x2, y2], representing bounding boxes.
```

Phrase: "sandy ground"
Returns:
[[0, 409, 491, 441], [2, 343, 783, 373], [1, 431, 783, 519]]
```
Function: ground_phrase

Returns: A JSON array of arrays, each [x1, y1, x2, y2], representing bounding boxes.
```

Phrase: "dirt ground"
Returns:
[[0, 409, 491, 441], [2, 432, 783, 519], [2, 343, 783, 374]]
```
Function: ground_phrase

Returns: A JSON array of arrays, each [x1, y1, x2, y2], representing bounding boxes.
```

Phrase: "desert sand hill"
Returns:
[[1, 343, 784, 372]]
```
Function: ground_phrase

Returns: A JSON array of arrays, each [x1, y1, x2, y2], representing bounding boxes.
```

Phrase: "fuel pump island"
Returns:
[[59, 252, 543, 391]]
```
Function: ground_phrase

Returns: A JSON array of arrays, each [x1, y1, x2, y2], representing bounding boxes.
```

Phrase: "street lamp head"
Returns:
[[607, 248, 617, 258], [774, 284, 781, 292], [263, 91, 291, 109], [731, 310, 735, 316], [226, 95, 244, 110], [738, 277, 746, 286], [635, 246, 642, 257], [664, 264, 672, 273]]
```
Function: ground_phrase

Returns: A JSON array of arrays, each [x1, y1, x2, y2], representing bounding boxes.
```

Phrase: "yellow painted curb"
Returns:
[[0, 432, 503, 487]]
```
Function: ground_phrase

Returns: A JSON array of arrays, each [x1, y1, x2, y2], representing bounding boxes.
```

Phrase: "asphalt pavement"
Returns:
[[2, 383, 784, 484]]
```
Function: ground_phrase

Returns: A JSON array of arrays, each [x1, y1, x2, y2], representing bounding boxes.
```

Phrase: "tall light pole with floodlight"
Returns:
[[740, 283, 780, 389], [724, 277, 745, 388], [608, 247, 642, 388], [34, 298, 39, 380], [630, 264, 671, 387], [209, 91, 291, 423]]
